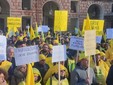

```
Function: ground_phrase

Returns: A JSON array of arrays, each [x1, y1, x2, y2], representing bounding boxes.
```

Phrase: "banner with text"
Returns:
[[84, 30, 96, 56], [14, 45, 39, 66], [54, 11, 68, 31], [0, 36, 7, 60], [69, 36, 84, 51], [7, 17, 21, 28], [83, 20, 104, 36]]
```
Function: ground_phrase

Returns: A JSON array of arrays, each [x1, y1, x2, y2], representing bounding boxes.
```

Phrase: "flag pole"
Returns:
[[88, 55, 90, 85], [76, 50, 79, 64], [58, 31, 62, 85]]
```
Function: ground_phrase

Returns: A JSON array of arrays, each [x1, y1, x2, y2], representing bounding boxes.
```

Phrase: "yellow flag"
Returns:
[[35, 22, 39, 37], [56, 33, 59, 44], [26, 64, 34, 85], [23, 30, 26, 37], [82, 13, 91, 35], [6, 27, 12, 37], [29, 26, 35, 40], [84, 13, 91, 30], [13, 27, 19, 33]]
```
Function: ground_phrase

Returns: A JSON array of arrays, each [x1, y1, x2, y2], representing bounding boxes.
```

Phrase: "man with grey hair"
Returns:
[[7, 46, 16, 85], [70, 58, 98, 85]]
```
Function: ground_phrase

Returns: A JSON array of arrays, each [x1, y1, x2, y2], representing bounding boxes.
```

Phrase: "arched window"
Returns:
[[22, 0, 31, 10], [88, 4, 103, 19]]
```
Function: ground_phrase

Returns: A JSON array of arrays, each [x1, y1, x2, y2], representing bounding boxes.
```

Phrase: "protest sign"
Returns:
[[0, 36, 7, 60], [14, 45, 39, 66], [52, 45, 67, 62], [106, 29, 113, 39], [69, 36, 84, 51], [96, 36, 102, 44], [84, 30, 96, 56], [7, 17, 21, 27], [83, 20, 104, 36], [38, 25, 50, 32], [54, 11, 68, 31]]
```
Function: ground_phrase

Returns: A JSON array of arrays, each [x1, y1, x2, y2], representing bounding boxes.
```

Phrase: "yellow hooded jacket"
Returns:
[[106, 40, 113, 63], [46, 76, 69, 85], [33, 68, 42, 85], [43, 64, 68, 84], [105, 47, 113, 63], [0, 60, 12, 73]]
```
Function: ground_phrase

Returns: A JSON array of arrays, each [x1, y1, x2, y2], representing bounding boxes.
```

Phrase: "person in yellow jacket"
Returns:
[[45, 44, 53, 68], [100, 51, 111, 67], [44, 64, 69, 85], [105, 39, 113, 64], [33, 68, 42, 85], [92, 50, 109, 85], [0, 60, 12, 73]]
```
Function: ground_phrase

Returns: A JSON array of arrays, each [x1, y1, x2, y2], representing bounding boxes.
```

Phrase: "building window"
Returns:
[[22, 0, 31, 10], [22, 17, 31, 30], [112, 4, 113, 12], [71, 1, 78, 13], [70, 18, 79, 30]]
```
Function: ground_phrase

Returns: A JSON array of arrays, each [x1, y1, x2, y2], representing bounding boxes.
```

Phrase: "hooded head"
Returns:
[[33, 68, 42, 83], [95, 49, 101, 62], [43, 64, 68, 84]]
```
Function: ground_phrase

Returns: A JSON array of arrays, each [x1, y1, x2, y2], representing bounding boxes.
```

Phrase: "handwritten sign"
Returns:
[[106, 29, 113, 39], [54, 11, 68, 31], [83, 20, 104, 36], [84, 30, 96, 56], [14, 45, 39, 66], [69, 36, 84, 51], [52, 45, 67, 62], [7, 17, 21, 27], [0, 36, 7, 60]]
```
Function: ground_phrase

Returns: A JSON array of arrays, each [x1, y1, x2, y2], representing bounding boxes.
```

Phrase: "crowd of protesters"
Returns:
[[0, 28, 113, 85]]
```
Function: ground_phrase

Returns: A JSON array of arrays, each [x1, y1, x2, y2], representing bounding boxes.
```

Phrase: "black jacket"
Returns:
[[106, 65, 113, 85]]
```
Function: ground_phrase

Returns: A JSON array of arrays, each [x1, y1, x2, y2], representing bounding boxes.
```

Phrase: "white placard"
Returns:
[[38, 25, 50, 32], [52, 45, 67, 62], [84, 30, 96, 56], [96, 36, 102, 44], [0, 36, 7, 60], [106, 29, 113, 39], [69, 36, 84, 51], [14, 45, 39, 66]]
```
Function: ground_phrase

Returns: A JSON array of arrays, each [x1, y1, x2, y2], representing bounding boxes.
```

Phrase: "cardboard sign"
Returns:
[[69, 36, 84, 51], [54, 11, 68, 31], [14, 45, 39, 66], [38, 25, 50, 32], [7, 17, 21, 27], [0, 36, 7, 60], [52, 45, 67, 62], [83, 20, 104, 36], [84, 30, 96, 56], [106, 29, 113, 39], [96, 36, 102, 44]]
